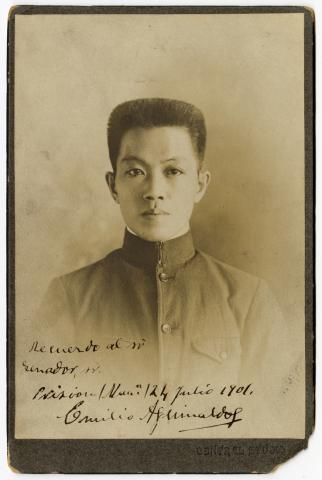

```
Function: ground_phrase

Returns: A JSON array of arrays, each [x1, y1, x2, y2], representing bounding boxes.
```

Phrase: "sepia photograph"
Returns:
[[7, 5, 314, 473]]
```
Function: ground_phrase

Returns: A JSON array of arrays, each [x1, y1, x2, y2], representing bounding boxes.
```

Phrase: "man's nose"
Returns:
[[142, 173, 167, 201]]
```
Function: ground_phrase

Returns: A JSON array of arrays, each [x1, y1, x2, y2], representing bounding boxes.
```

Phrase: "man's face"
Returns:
[[107, 126, 210, 242]]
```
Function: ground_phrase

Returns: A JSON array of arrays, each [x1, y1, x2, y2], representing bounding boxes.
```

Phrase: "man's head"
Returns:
[[107, 98, 207, 171], [106, 98, 210, 242]]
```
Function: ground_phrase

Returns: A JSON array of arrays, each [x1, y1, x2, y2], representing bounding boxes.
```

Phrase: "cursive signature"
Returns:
[[140, 400, 243, 434]]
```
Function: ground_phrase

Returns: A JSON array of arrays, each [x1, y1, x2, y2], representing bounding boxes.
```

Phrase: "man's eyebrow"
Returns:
[[120, 156, 182, 164], [120, 155, 145, 163]]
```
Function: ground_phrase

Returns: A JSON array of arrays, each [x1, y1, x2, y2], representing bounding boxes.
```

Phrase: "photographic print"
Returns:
[[7, 5, 314, 473]]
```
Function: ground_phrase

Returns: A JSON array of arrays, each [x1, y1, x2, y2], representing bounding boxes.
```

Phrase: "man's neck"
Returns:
[[121, 228, 195, 273]]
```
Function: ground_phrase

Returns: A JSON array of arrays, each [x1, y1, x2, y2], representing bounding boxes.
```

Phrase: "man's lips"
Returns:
[[142, 209, 170, 216]]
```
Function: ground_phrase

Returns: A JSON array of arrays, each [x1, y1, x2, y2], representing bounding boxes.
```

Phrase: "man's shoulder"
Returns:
[[56, 248, 121, 291], [196, 249, 262, 294], [195, 250, 280, 332]]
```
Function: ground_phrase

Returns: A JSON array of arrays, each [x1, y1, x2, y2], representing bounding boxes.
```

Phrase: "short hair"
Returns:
[[107, 98, 207, 171]]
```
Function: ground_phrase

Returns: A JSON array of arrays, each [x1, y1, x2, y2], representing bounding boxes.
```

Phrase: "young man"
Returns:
[[39, 98, 299, 429]]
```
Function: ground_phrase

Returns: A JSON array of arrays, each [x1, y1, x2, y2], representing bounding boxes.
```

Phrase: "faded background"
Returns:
[[15, 14, 304, 349]]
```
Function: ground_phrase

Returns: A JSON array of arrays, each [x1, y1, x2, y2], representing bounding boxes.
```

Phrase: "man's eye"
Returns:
[[165, 168, 184, 176], [126, 168, 145, 177]]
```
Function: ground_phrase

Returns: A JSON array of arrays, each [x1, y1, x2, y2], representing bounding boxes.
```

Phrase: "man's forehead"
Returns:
[[118, 126, 196, 159]]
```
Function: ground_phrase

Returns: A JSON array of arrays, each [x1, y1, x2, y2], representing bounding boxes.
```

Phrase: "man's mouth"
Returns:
[[142, 209, 170, 217]]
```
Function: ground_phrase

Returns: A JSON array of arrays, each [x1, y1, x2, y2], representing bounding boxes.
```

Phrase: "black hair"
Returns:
[[107, 98, 206, 171]]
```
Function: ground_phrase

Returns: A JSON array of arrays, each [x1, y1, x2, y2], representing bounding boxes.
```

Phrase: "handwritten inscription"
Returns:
[[31, 382, 253, 404], [29, 381, 252, 435], [24, 338, 146, 378], [22, 360, 79, 375], [22, 338, 256, 436], [56, 398, 243, 435], [140, 400, 243, 434], [29, 338, 146, 354]]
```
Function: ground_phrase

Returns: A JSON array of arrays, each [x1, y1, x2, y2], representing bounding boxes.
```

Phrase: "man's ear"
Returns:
[[106, 171, 119, 204], [195, 170, 211, 204]]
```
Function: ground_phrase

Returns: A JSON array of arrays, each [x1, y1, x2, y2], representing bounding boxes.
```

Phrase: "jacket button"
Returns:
[[161, 323, 172, 334], [159, 272, 169, 282]]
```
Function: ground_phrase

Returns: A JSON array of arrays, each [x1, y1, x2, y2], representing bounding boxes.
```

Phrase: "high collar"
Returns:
[[121, 229, 196, 273]]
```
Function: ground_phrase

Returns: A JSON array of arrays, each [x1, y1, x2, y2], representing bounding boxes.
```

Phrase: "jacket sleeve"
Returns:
[[239, 279, 304, 433]]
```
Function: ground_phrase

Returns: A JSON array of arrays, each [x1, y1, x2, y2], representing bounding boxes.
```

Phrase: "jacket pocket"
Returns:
[[191, 335, 241, 365]]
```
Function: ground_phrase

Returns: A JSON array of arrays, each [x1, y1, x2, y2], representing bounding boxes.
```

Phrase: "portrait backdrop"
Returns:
[[14, 13, 305, 440]]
